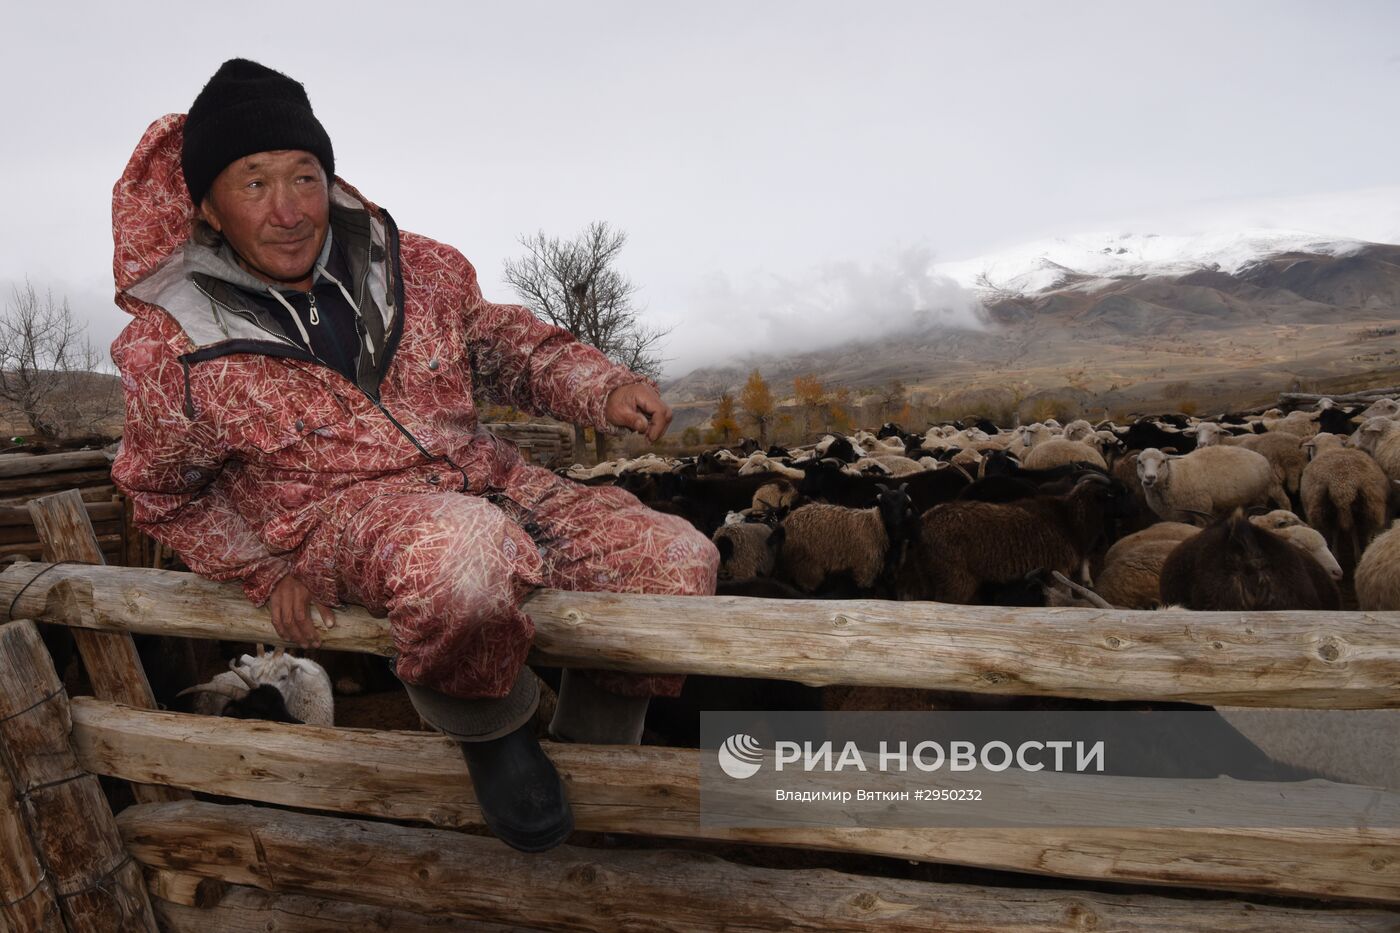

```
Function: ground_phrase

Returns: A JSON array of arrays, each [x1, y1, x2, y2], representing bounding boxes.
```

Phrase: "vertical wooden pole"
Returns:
[[0, 619, 157, 932], [27, 490, 185, 806], [0, 759, 62, 932]]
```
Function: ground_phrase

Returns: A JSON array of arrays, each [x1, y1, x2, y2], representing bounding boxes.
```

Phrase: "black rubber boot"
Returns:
[[458, 722, 574, 853]]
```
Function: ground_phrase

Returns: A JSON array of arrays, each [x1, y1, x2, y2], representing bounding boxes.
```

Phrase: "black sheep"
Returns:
[[1160, 510, 1341, 610]]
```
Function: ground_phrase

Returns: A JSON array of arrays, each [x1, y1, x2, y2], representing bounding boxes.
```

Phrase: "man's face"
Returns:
[[199, 150, 330, 291]]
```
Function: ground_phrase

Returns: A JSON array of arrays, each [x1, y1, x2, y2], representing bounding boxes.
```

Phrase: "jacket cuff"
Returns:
[[591, 370, 657, 437], [240, 558, 293, 607]]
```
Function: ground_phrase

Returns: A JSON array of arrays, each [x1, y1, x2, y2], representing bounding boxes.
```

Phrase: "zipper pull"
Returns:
[[307, 293, 320, 325]]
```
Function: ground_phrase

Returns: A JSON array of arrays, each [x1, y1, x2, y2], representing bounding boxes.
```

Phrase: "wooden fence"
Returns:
[[0, 489, 1398, 931]]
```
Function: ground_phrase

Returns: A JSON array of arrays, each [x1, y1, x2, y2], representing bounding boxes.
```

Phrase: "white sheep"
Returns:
[[1359, 398, 1400, 420], [1248, 518, 1344, 582], [1263, 410, 1319, 438], [867, 454, 927, 476], [178, 646, 334, 726], [736, 453, 805, 480], [1355, 522, 1400, 610], [1135, 446, 1287, 524], [1352, 417, 1400, 484], [1021, 438, 1107, 471]]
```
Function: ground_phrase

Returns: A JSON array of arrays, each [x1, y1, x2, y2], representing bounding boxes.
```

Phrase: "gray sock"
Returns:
[[548, 668, 651, 745]]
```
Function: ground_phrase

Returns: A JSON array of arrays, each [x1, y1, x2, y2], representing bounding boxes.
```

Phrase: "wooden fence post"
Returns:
[[27, 490, 185, 805], [0, 758, 62, 931], [0, 619, 156, 932]]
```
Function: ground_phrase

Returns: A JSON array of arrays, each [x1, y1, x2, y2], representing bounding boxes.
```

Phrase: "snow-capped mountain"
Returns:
[[937, 229, 1373, 297]]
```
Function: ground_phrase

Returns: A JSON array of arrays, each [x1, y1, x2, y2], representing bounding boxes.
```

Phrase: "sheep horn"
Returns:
[[229, 660, 260, 690], [1049, 571, 1114, 610], [948, 461, 975, 483], [176, 682, 248, 701]]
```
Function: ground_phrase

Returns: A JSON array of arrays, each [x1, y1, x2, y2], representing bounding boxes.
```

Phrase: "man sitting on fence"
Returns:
[[109, 58, 719, 853]]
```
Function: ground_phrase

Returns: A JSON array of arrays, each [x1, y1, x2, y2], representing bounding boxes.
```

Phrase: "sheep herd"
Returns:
[[565, 394, 1400, 615], [150, 395, 1400, 768]]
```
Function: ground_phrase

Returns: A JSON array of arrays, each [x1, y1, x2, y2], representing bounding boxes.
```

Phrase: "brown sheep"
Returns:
[[1234, 432, 1308, 501], [896, 475, 1124, 604], [1299, 436, 1390, 571], [1160, 511, 1340, 611], [1095, 523, 1200, 609]]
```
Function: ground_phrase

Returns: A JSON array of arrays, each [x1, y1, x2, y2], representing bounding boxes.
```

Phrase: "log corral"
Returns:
[[0, 472, 1396, 929], [485, 421, 575, 468]]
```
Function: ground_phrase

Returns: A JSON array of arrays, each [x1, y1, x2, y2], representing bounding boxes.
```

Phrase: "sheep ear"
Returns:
[[1160, 447, 1179, 455], [876, 483, 890, 493]]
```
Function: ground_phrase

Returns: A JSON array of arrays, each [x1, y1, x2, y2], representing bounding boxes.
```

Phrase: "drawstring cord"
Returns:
[[265, 262, 378, 367]]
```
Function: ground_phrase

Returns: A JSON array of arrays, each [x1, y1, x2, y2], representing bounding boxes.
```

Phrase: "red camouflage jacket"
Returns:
[[110, 114, 650, 607]]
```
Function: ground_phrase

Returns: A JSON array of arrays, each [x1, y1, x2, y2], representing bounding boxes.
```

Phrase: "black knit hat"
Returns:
[[182, 58, 335, 205]]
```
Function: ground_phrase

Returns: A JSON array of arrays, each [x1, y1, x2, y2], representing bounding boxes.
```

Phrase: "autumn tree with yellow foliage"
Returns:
[[739, 369, 775, 445], [708, 392, 740, 444], [793, 373, 828, 438]]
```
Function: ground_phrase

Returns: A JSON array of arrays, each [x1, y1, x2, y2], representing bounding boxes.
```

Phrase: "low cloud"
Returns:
[[661, 246, 982, 378]]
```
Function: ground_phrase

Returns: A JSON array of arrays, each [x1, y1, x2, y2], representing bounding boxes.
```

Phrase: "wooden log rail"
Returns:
[[117, 800, 1400, 930], [72, 699, 1400, 905], [3, 562, 1399, 708]]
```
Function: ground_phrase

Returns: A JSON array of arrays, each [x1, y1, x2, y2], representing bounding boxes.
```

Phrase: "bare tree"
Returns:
[[0, 281, 121, 444], [502, 222, 670, 462]]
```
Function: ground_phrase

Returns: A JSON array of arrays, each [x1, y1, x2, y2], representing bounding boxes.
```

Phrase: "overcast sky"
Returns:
[[3, 1, 1397, 378]]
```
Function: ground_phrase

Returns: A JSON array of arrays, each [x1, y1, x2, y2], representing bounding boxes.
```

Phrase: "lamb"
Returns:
[[1159, 510, 1341, 611], [775, 484, 917, 596], [1299, 435, 1391, 570], [713, 522, 784, 581], [1355, 523, 1400, 610], [1135, 446, 1287, 524], [1020, 438, 1107, 471], [896, 474, 1125, 604], [178, 646, 334, 726], [1094, 523, 1200, 609]]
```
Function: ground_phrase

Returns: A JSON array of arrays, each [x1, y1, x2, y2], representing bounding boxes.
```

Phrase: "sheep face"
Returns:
[[1192, 423, 1228, 447], [874, 483, 917, 543], [1136, 448, 1171, 490], [1355, 417, 1398, 455]]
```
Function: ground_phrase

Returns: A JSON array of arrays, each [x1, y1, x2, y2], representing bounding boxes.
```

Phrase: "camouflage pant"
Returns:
[[328, 456, 718, 700]]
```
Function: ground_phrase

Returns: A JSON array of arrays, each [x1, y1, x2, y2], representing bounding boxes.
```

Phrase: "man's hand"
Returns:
[[267, 574, 335, 649], [605, 382, 673, 443]]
